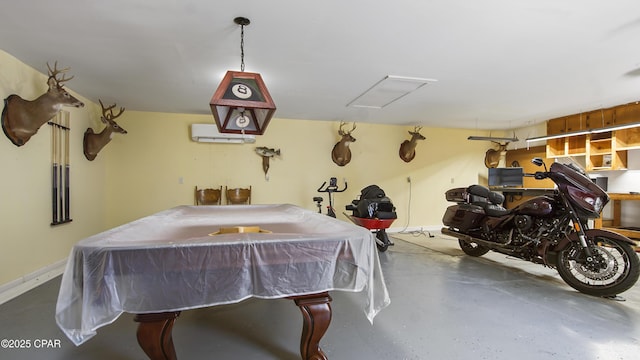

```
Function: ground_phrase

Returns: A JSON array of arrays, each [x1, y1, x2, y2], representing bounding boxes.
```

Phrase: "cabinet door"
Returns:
[[547, 116, 567, 135], [566, 114, 587, 132], [614, 102, 640, 124], [586, 108, 614, 129]]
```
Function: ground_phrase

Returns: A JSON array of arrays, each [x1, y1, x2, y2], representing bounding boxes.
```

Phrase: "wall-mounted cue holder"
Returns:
[[48, 111, 72, 226]]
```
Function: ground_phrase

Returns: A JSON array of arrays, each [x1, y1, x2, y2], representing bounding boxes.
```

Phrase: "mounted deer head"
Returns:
[[399, 126, 426, 162], [484, 141, 508, 168], [83, 100, 126, 161], [331, 121, 356, 166], [1, 62, 85, 146]]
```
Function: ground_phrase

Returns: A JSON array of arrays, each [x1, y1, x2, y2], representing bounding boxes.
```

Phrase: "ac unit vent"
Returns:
[[190, 124, 256, 144]]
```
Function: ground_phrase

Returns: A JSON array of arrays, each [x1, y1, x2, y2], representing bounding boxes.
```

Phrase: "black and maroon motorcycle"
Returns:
[[442, 158, 639, 297]]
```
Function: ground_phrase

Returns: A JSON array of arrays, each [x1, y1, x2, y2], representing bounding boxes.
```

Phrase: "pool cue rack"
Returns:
[[49, 111, 72, 226]]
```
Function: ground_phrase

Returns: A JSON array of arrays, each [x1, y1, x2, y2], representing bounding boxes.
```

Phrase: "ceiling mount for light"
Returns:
[[209, 17, 276, 135], [234, 16, 250, 28]]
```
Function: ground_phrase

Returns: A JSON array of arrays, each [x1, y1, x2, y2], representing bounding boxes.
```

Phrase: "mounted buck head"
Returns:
[[399, 126, 426, 162], [83, 100, 126, 161], [1, 62, 84, 146], [331, 121, 356, 166], [484, 141, 508, 168]]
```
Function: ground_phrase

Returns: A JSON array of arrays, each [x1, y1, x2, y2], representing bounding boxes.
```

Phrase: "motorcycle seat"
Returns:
[[467, 185, 509, 217], [467, 185, 504, 204]]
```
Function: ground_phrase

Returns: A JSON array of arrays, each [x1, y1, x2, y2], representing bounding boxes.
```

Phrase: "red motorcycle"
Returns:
[[442, 158, 639, 297]]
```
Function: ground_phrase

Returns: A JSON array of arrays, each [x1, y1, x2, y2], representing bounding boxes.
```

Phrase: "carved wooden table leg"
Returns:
[[134, 312, 181, 360], [292, 292, 333, 360]]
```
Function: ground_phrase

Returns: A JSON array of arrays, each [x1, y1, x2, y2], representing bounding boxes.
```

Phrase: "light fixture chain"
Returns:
[[240, 24, 245, 72]]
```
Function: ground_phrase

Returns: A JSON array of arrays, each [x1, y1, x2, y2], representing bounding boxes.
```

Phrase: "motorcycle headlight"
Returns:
[[593, 196, 604, 214], [583, 196, 604, 214]]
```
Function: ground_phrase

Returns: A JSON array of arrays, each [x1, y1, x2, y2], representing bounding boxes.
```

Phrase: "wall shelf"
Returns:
[[544, 102, 640, 171]]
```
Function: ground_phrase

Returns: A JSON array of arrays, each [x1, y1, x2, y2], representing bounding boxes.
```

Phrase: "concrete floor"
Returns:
[[1, 232, 639, 359]]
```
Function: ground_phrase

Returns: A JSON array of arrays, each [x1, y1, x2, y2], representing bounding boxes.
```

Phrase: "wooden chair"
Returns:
[[225, 186, 252, 205], [195, 186, 222, 205]]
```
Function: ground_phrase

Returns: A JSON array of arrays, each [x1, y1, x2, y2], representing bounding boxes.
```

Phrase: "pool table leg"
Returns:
[[292, 292, 332, 360], [134, 311, 181, 360]]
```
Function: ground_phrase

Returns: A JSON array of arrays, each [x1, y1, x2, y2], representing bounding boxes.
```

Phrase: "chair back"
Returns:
[[226, 186, 251, 204], [195, 186, 222, 205]]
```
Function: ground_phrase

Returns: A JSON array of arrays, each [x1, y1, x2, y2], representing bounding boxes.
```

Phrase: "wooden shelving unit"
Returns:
[[544, 102, 640, 171]]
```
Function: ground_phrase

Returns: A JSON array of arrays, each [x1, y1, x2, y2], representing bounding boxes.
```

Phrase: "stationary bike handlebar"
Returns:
[[317, 177, 348, 193]]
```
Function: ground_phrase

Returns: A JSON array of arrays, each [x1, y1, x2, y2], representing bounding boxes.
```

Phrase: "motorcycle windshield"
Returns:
[[550, 161, 609, 218]]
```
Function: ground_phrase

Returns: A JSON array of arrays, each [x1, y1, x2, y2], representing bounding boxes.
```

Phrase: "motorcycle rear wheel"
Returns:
[[458, 239, 490, 257], [556, 236, 640, 297]]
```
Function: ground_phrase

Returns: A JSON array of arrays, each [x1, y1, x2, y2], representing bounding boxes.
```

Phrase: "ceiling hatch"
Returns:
[[347, 75, 437, 109]]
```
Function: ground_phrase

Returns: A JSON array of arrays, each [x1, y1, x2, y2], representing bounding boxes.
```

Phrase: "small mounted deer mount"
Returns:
[[399, 126, 426, 162], [331, 121, 356, 166], [83, 100, 126, 161], [2, 62, 85, 146], [484, 141, 508, 168]]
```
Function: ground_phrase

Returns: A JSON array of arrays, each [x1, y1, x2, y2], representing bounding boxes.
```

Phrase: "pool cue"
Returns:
[[51, 120, 57, 224], [58, 114, 63, 223], [64, 112, 70, 222], [51, 116, 59, 224]]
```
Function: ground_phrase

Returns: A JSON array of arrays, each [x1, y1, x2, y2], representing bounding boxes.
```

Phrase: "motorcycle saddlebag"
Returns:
[[442, 204, 484, 231]]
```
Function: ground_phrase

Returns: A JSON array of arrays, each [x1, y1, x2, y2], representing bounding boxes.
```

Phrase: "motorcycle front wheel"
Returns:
[[556, 236, 640, 297]]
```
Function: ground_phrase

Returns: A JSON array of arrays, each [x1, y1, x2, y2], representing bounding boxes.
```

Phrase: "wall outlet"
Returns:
[[407, 176, 411, 183]]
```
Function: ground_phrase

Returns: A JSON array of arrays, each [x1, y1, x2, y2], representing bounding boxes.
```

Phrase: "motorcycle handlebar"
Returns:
[[524, 171, 549, 180]]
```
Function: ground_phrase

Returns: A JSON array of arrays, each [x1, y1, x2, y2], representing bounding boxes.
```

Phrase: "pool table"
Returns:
[[56, 204, 389, 359]]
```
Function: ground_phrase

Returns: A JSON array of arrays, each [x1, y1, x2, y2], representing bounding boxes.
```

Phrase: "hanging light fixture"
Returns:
[[209, 17, 276, 135]]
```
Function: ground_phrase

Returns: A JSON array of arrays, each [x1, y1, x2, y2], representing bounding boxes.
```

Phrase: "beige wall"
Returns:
[[103, 112, 491, 229], [1, 49, 491, 289], [0, 50, 107, 286]]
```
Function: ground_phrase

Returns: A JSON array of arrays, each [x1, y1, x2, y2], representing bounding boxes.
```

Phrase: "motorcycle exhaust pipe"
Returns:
[[441, 227, 496, 247], [441, 227, 558, 265], [441, 227, 518, 255]]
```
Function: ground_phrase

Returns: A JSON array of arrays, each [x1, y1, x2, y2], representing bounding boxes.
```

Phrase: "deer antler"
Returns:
[[46, 61, 74, 86], [338, 121, 346, 135], [99, 99, 125, 122], [338, 121, 356, 136]]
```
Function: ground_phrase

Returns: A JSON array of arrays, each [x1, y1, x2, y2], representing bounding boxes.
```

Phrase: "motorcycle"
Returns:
[[442, 157, 639, 297]]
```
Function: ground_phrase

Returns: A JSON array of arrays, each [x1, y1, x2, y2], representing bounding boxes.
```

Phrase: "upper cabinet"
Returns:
[[545, 102, 640, 171]]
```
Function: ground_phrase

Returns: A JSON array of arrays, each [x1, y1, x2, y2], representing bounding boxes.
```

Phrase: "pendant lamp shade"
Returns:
[[209, 71, 276, 135]]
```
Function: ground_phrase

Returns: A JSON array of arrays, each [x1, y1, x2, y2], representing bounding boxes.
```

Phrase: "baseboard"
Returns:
[[0, 258, 67, 305]]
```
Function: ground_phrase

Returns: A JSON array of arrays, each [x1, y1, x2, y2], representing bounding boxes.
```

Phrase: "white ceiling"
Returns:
[[2, 0, 640, 130]]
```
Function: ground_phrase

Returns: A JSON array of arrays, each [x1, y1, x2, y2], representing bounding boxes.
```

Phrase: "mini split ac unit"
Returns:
[[190, 124, 256, 144]]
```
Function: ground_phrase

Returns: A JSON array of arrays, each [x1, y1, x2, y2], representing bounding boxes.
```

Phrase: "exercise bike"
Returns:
[[313, 177, 347, 218]]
